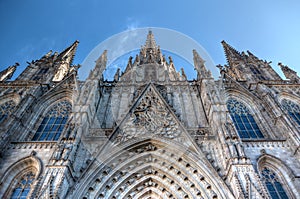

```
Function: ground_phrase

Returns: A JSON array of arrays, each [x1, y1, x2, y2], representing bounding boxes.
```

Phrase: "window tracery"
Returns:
[[261, 167, 289, 199], [10, 172, 35, 199], [227, 98, 264, 139], [32, 100, 71, 141], [0, 100, 16, 123], [281, 99, 300, 126]]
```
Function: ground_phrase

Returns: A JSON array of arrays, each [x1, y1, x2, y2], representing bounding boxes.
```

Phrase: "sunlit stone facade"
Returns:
[[0, 32, 299, 198]]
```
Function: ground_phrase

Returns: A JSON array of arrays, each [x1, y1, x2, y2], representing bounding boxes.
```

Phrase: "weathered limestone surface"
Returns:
[[0, 32, 299, 199]]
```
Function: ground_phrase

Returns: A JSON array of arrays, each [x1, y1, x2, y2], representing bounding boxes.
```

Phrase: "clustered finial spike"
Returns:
[[193, 49, 212, 79], [193, 49, 205, 64], [52, 40, 80, 82], [144, 30, 157, 49], [0, 62, 19, 82], [88, 50, 107, 80], [136, 31, 162, 65], [278, 62, 300, 82], [57, 40, 79, 66]]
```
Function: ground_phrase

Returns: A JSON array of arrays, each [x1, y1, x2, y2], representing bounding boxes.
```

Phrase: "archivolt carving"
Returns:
[[74, 140, 233, 199]]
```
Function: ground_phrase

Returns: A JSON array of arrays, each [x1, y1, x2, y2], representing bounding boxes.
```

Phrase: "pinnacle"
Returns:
[[221, 40, 241, 56], [144, 30, 157, 49], [88, 50, 107, 80], [193, 49, 205, 64], [193, 49, 212, 79], [58, 40, 79, 64], [221, 40, 242, 65], [0, 63, 19, 81]]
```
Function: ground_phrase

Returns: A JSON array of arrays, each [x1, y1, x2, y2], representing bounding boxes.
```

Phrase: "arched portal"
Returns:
[[71, 138, 234, 199]]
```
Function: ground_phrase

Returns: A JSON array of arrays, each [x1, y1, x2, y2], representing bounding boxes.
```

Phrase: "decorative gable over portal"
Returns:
[[111, 83, 195, 149]]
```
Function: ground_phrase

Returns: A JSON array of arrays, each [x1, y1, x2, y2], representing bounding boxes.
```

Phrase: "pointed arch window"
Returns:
[[10, 172, 35, 199], [32, 100, 71, 141], [227, 98, 264, 139], [261, 167, 289, 199], [281, 99, 300, 126], [0, 100, 16, 123]]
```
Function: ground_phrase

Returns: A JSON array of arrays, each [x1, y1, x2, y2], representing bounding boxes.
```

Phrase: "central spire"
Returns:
[[144, 30, 157, 49], [138, 30, 162, 65]]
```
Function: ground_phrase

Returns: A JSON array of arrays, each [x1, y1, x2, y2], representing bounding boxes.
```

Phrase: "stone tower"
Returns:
[[0, 31, 299, 199]]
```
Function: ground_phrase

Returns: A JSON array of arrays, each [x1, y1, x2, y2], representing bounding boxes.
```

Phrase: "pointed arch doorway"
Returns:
[[72, 138, 234, 199]]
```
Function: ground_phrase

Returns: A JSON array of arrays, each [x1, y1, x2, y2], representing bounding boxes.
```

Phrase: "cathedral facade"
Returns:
[[0, 31, 299, 199]]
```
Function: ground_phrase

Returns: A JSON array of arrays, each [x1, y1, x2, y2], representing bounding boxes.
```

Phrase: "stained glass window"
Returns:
[[227, 98, 264, 139], [0, 100, 16, 123], [32, 100, 71, 141], [10, 172, 35, 199], [281, 99, 300, 126], [261, 167, 289, 199]]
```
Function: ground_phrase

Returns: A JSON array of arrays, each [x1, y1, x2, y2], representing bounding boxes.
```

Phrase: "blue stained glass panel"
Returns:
[[32, 101, 71, 141], [10, 172, 34, 199], [282, 99, 300, 126], [227, 99, 264, 139], [262, 168, 289, 199]]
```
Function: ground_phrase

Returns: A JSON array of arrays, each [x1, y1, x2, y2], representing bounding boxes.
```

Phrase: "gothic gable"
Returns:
[[109, 83, 196, 149]]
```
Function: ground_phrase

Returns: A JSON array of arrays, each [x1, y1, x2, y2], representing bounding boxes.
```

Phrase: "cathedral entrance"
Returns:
[[74, 138, 231, 199]]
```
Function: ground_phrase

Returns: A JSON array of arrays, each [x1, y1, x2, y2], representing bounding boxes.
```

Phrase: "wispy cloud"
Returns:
[[125, 17, 139, 31]]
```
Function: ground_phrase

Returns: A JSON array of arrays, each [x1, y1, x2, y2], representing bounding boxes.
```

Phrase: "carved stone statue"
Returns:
[[52, 61, 69, 82]]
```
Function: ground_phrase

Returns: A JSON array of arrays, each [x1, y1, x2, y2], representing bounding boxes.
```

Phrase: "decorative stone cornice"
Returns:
[[9, 141, 57, 149]]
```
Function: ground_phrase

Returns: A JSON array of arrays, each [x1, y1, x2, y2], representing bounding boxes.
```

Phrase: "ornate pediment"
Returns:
[[110, 83, 192, 146]]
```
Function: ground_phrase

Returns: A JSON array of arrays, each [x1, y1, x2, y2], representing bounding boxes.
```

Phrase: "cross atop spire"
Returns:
[[144, 30, 157, 49]]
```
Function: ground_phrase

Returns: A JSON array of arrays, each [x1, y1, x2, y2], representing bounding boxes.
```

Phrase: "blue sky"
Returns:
[[0, 0, 300, 80]]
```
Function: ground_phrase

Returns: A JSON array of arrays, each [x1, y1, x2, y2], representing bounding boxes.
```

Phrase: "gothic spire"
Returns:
[[0, 63, 19, 82], [52, 41, 79, 82], [221, 40, 243, 66], [278, 62, 300, 83], [124, 56, 133, 73], [144, 30, 157, 49], [138, 30, 161, 65], [57, 40, 79, 65], [193, 49, 212, 79], [88, 50, 107, 80]]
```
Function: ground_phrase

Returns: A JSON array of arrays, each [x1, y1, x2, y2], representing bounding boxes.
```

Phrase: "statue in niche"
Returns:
[[148, 49, 154, 63]]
